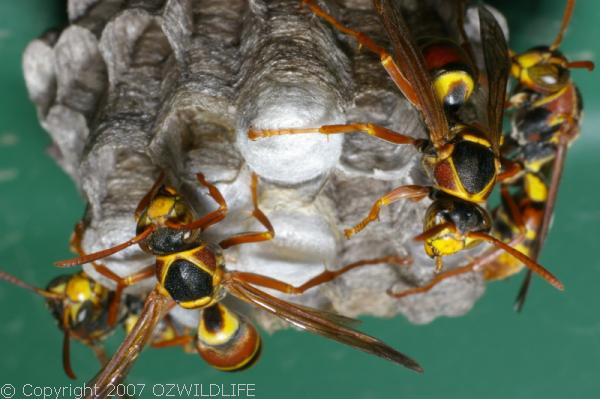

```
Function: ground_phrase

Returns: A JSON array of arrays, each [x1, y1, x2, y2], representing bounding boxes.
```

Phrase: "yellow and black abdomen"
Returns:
[[421, 38, 475, 111], [196, 303, 261, 371]]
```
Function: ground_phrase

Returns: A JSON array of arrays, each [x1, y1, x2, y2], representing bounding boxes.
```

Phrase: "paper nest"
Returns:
[[23, 0, 510, 331]]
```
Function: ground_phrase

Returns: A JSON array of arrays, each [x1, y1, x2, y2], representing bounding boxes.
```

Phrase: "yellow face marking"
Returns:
[[65, 273, 103, 304], [425, 228, 465, 258], [147, 196, 177, 220]]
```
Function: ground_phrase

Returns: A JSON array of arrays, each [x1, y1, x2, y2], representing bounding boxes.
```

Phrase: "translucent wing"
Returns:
[[515, 137, 570, 311], [479, 6, 510, 154], [85, 288, 171, 399], [374, 0, 450, 148], [225, 278, 423, 372]]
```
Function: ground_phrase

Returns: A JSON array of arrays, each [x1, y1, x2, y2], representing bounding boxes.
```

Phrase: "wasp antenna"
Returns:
[[566, 60, 595, 71], [468, 231, 564, 290], [550, 0, 575, 50], [413, 222, 456, 242], [63, 330, 77, 380], [54, 227, 154, 268], [0, 270, 62, 300]]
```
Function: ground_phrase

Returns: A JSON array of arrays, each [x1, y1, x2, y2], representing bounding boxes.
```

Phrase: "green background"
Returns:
[[0, 1, 598, 398]]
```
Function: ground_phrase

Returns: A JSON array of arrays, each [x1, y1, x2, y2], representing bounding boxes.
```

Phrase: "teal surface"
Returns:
[[0, 1, 598, 398]]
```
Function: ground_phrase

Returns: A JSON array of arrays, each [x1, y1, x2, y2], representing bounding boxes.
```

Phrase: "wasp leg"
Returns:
[[219, 174, 274, 250], [135, 171, 166, 220], [231, 256, 411, 295], [300, 0, 418, 105], [249, 122, 420, 145], [91, 344, 109, 366], [94, 265, 155, 326], [387, 262, 478, 298], [166, 173, 229, 231], [497, 158, 524, 182], [500, 184, 526, 236], [70, 221, 155, 325], [345, 185, 430, 238], [62, 330, 76, 379]]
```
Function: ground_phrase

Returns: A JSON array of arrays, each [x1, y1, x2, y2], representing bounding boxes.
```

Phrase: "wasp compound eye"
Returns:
[[163, 259, 213, 305]]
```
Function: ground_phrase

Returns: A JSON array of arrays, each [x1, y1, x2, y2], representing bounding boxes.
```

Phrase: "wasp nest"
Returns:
[[23, 0, 507, 330]]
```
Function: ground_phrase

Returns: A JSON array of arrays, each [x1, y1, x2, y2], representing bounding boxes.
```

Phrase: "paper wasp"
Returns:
[[387, 182, 545, 300], [389, 0, 595, 302], [0, 269, 118, 379], [248, 0, 561, 290], [55, 170, 421, 392], [505, 0, 593, 309]]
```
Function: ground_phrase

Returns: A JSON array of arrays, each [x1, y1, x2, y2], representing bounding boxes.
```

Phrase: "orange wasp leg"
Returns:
[[300, 0, 418, 105], [249, 122, 421, 146], [166, 173, 228, 231], [231, 256, 412, 295], [94, 264, 155, 326], [69, 222, 155, 326], [345, 185, 430, 239], [497, 159, 524, 182], [219, 174, 275, 250]]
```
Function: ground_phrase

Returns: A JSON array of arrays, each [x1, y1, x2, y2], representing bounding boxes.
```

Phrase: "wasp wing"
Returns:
[[515, 137, 570, 311], [85, 288, 171, 399], [226, 278, 423, 372], [374, 0, 450, 148], [479, 6, 510, 154]]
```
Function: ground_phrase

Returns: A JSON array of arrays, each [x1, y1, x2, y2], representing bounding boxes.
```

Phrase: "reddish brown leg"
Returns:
[[345, 185, 430, 238], [497, 159, 523, 182], [230, 255, 411, 295], [135, 171, 166, 219], [500, 185, 526, 236], [91, 344, 109, 365], [93, 264, 155, 326], [152, 335, 194, 348], [55, 224, 153, 267], [166, 173, 229, 231], [249, 122, 420, 145], [301, 0, 419, 105], [62, 330, 76, 379], [388, 263, 478, 299], [219, 174, 275, 250], [467, 231, 563, 290]]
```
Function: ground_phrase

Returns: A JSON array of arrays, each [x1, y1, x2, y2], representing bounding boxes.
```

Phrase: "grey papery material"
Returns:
[[22, 0, 507, 330]]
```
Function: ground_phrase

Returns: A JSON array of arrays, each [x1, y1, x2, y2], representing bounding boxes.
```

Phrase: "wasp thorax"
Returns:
[[512, 47, 570, 94], [46, 273, 111, 337], [196, 304, 261, 371], [423, 195, 492, 258], [161, 257, 218, 309], [425, 127, 498, 202]]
